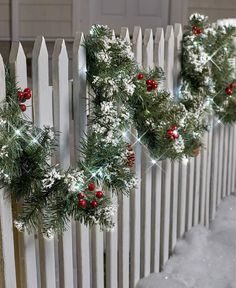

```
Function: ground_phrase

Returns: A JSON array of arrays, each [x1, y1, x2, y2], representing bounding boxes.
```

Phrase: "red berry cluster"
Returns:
[[18, 88, 32, 112], [126, 144, 135, 168], [167, 125, 179, 142], [78, 182, 104, 209], [225, 82, 236, 96], [192, 26, 202, 36], [137, 73, 158, 92]]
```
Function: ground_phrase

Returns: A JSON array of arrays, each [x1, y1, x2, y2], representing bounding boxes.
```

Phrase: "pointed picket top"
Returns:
[[0, 54, 5, 101], [173, 24, 183, 98], [9, 42, 27, 88], [32, 36, 52, 128], [132, 26, 142, 66], [52, 39, 70, 169], [73, 31, 88, 155], [143, 29, 154, 70], [120, 27, 130, 42], [164, 25, 175, 92], [9, 42, 33, 120], [154, 28, 165, 70]]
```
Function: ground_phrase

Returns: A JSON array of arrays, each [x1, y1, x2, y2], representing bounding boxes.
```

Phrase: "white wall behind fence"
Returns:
[[0, 23, 235, 288]]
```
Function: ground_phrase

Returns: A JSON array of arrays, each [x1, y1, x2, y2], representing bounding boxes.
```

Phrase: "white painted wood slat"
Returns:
[[205, 118, 213, 228], [117, 27, 131, 288], [151, 27, 164, 273], [140, 28, 153, 277], [222, 126, 229, 199], [217, 125, 224, 205], [0, 54, 17, 288], [186, 157, 194, 231], [32, 36, 58, 288], [193, 153, 201, 226], [130, 26, 142, 288], [210, 119, 219, 220], [72, 32, 91, 288], [52, 39, 75, 288], [199, 132, 208, 225], [9, 42, 39, 288]]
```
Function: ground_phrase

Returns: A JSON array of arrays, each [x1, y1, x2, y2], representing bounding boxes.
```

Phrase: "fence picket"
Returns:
[[151, 27, 164, 273], [32, 36, 58, 288], [217, 124, 224, 205], [232, 126, 236, 192], [0, 54, 17, 288], [227, 126, 233, 196], [160, 26, 174, 267], [210, 120, 219, 220], [170, 24, 182, 250], [205, 118, 213, 228], [9, 42, 40, 288], [199, 131, 208, 225], [193, 154, 201, 225], [140, 28, 153, 277], [52, 39, 75, 288], [117, 27, 131, 288], [186, 158, 194, 231], [130, 26, 142, 288], [222, 126, 229, 199], [72, 32, 91, 288]]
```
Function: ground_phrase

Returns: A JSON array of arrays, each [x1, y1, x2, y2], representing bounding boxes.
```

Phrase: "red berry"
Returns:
[[229, 83, 236, 89], [88, 183, 96, 191], [78, 192, 85, 199], [192, 26, 198, 31], [18, 91, 24, 101], [226, 87, 233, 95], [167, 129, 174, 136], [152, 80, 158, 89], [172, 130, 179, 139], [24, 91, 32, 100], [137, 73, 144, 80], [78, 199, 87, 208], [91, 200, 98, 208], [146, 79, 152, 86], [147, 85, 153, 92], [19, 104, 27, 112], [194, 28, 202, 35], [23, 88, 31, 94], [96, 191, 104, 198], [171, 124, 177, 131]]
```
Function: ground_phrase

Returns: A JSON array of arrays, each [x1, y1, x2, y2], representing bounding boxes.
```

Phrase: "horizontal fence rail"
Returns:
[[0, 23, 236, 288]]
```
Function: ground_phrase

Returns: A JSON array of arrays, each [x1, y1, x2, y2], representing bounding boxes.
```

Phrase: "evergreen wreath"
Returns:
[[181, 13, 236, 123], [1, 24, 212, 237]]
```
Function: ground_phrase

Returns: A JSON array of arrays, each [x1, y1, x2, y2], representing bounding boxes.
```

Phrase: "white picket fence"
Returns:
[[0, 23, 236, 288]]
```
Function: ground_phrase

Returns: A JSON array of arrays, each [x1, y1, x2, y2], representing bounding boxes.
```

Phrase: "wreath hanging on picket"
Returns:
[[181, 13, 236, 123], [0, 24, 213, 237]]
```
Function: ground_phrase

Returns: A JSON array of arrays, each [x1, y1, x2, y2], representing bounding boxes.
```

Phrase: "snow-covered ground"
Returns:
[[137, 195, 236, 288]]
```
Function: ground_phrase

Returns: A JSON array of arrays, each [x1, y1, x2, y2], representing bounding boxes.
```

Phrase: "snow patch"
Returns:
[[137, 195, 236, 288]]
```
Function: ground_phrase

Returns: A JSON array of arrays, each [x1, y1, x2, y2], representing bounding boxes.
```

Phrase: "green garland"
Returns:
[[181, 13, 236, 123], [2, 21, 228, 236], [86, 25, 206, 160]]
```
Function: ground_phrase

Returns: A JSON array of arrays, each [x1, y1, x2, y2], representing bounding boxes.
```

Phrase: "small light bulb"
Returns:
[[151, 159, 157, 164]]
